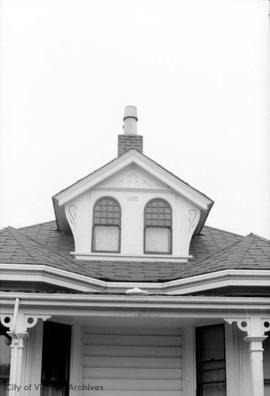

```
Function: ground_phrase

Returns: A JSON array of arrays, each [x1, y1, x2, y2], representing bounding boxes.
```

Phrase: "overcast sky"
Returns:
[[0, 0, 269, 238]]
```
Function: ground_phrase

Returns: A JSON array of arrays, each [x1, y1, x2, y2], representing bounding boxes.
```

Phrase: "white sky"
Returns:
[[0, 0, 269, 238]]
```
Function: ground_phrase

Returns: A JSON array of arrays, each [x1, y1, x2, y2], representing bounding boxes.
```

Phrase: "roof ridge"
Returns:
[[18, 220, 56, 230], [191, 237, 244, 265], [5, 227, 38, 263], [19, 229, 75, 264], [233, 234, 255, 266], [247, 233, 270, 244], [202, 225, 242, 237]]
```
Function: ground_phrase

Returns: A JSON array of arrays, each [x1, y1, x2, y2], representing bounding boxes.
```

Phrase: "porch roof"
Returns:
[[0, 221, 269, 284]]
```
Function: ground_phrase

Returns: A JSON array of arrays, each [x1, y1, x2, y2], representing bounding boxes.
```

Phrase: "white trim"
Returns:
[[0, 264, 105, 292], [94, 186, 171, 193], [69, 325, 83, 396], [54, 150, 212, 210], [29, 321, 43, 396], [183, 326, 196, 396], [164, 269, 270, 294], [21, 327, 31, 395], [72, 252, 191, 262], [225, 322, 241, 396], [1, 293, 270, 316], [1, 264, 270, 295]]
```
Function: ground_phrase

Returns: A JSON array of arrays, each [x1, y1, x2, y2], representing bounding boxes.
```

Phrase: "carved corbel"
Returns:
[[225, 317, 270, 339], [0, 313, 51, 335], [189, 208, 198, 233], [65, 204, 77, 233]]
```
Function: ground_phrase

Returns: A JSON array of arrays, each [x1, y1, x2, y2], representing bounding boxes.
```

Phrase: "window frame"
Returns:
[[91, 196, 121, 253], [144, 198, 172, 255], [196, 323, 227, 396]]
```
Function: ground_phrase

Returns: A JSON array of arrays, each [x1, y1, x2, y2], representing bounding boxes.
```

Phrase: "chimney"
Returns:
[[118, 105, 143, 156]]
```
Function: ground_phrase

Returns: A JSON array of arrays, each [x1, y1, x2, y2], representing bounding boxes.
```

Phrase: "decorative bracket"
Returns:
[[189, 209, 198, 233], [225, 317, 270, 340], [65, 204, 77, 233], [0, 313, 51, 335]]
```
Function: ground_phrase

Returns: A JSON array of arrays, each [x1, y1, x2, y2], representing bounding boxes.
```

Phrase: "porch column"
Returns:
[[225, 317, 270, 396], [0, 298, 51, 396], [8, 332, 27, 396], [245, 335, 266, 396]]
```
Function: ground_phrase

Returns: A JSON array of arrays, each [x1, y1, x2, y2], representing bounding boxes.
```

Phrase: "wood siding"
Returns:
[[82, 327, 183, 396]]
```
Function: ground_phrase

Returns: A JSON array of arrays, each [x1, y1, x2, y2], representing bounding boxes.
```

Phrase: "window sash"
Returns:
[[144, 226, 172, 254], [92, 225, 120, 253]]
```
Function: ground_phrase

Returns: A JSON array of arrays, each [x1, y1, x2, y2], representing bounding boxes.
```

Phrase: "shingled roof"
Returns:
[[0, 220, 268, 283]]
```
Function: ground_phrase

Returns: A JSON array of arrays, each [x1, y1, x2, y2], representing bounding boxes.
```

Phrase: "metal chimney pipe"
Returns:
[[123, 105, 138, 135]]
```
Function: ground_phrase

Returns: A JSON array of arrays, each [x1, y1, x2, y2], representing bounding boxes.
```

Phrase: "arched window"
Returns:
[[144, 198, 172, 254], [92, 197, 121, 253]]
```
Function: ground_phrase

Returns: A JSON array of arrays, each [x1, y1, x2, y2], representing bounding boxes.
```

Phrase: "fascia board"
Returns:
[[1, 265, 270, 297], [134, 153, 212, 210], [55, 154, 132, 206], [55, 150, 212, 210], [164, 269, 270, 294], [163, 269, 270, 290], [107, 269, 270, 295], [1, 293, 270, 318], [0, 264, 106, 292]]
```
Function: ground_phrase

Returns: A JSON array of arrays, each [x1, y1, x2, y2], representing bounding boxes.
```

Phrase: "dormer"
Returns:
[[53, 106, 213, 263]]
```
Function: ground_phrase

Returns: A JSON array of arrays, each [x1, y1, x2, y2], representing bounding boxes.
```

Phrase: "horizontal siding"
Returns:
[[84, 345, 182, 357], [84, 356, 182, 368], [83, 334, 182, 347], [83, 367, 182, 379], [81, 378, 182, 389], [82, 328, 183, 395]]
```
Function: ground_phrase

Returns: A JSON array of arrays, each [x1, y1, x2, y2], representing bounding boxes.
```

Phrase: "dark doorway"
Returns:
[[41, 321, 71, 396], [196, 324, 226, 396]]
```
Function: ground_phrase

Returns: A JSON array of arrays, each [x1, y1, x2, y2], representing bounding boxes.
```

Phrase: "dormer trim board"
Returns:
[[53, 150, 213, 211], [71, 252, 192, 262]]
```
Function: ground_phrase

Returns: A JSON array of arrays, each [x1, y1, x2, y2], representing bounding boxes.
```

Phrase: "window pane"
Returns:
[[93, 197, 121, 226], [202, 383, 226, 396], [265, 383, 270, 396], [198, 326, 225, 361], [145, 227, 171, 253], [93, 226, 120, 252], [145, 199, 172, 227]]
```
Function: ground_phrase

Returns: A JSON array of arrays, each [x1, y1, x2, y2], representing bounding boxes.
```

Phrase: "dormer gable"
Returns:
[[96, 163, 170, 191], [53, 107, 213, 263]]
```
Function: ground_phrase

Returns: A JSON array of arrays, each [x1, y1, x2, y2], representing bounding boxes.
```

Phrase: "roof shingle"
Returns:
[[0, 221, 268, 282]]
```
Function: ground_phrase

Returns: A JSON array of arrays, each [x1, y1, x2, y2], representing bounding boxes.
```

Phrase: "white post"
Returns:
[[1, 301, 51, 396], [225, 317, 270, 396], [245, 336, 267, 396], [8, 333, 27, 396]]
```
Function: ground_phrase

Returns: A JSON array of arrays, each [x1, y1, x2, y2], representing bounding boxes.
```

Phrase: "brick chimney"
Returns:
[[118, 105, 143, 156]]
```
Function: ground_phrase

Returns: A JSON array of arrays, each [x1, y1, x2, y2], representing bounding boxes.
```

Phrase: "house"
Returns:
[[0, 105, 270, 396]]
